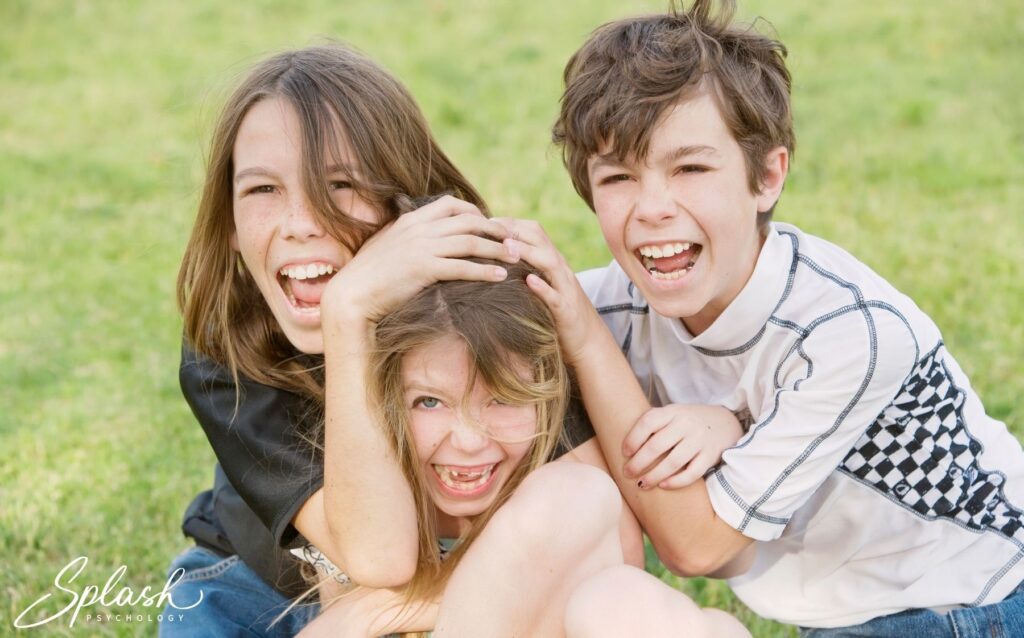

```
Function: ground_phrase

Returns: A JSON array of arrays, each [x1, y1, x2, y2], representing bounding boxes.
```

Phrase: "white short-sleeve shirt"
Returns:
[[579, 222, 1024, 628]]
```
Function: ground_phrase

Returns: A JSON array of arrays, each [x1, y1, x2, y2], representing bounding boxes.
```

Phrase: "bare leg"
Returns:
[[564, 565, 750, 638], [434, 463, 625, 638]]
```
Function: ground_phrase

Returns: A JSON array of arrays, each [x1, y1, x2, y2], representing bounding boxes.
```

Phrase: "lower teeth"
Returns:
[[438, 466, 493, 490], [648, 262, 695, 280], [286, 290, 320, 313]]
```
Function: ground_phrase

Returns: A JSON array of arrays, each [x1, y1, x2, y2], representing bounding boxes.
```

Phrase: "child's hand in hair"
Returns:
[[621, 404, 744, 489], [495, 218, 605, 367], [322, 196, 517, 326]]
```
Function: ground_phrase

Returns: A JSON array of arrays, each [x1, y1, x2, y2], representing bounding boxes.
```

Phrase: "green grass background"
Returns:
[[1, 0, 1021, 636]]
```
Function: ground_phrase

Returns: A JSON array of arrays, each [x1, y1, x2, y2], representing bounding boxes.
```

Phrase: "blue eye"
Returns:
[[414, 396, 441, 409]]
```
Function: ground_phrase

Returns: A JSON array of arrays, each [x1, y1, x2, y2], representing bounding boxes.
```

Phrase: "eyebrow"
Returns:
[[403, 382, 450, 397], [325, 163, 358, 175], [590, 153, 626, 172], [233, 166, 276, 184], [590, 145, 720, 172], [662, 144, 720, 163]]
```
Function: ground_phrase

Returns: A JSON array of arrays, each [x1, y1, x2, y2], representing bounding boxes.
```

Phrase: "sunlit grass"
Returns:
[[2, 1, 1020, 635]]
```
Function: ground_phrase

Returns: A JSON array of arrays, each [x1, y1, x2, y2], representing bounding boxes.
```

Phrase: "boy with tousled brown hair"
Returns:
[[555, 0, 794, 231], [508, 0, 1024, 634]]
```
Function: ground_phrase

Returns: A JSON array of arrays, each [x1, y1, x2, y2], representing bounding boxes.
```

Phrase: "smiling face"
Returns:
[[587, 91, 787, 335], [401, 333, 537, 522], [230, 97, 381, 353]]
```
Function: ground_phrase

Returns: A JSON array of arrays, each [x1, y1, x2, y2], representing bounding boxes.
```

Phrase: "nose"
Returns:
[[448, 415, 491, 455], [280, 195, 327, 241], [633, 177, 677, 226]]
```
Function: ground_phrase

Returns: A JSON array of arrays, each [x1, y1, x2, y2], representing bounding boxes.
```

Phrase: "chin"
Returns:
[[432, 492, 500, 521], [637, 288, 698, 321], [278, 323, 325, 354], [439, 503, 489, 520]]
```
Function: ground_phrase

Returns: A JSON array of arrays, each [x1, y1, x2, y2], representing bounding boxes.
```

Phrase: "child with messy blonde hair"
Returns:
[[296, 258, 748, 637]]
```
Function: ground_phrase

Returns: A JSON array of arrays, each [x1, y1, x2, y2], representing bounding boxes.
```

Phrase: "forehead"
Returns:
[[400, 333, 533, 391], [402, 335, 472, 386], [233, 96, 357, 171], [590, 91, 735, 168], [234, 98, 301, 158]]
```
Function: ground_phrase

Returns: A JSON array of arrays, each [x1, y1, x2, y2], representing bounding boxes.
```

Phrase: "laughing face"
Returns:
[[402, 333, 536, 522], [230, 97, 381, 353], [587, 91, 787, 335]]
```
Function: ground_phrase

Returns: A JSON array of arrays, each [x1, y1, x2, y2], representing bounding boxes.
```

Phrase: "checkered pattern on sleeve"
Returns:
[[842, 343, 1024, 544]]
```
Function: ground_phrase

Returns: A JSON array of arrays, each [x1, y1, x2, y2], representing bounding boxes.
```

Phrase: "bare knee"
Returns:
[[565, 565, 746, 638], [564, 565, 653, 636], [493, 463, 621, 549]]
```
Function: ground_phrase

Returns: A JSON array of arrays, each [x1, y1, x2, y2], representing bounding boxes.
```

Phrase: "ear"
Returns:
[[229, 229, 239, 252], [756, 146, 789, 213]]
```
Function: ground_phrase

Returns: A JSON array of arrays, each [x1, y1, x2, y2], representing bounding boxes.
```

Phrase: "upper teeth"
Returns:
[[279, 263, 335, 280], [639, 242, 691, 258]]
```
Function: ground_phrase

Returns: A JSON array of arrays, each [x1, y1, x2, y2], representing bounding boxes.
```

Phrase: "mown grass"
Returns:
[[1, 1, 1021, 636]]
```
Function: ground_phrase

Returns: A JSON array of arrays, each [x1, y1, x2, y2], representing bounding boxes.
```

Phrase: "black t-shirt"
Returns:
[[177, 343, 595, 596]]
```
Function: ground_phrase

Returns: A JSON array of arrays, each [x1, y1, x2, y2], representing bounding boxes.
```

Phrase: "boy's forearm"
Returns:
[[573, 316, 751, 575]]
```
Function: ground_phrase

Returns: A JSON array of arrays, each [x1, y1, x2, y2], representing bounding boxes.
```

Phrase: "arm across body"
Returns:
[[502, 219, 920, 577], [569, 323, 752, 576], [300, 198, 518, 588], [299, 308, 420, 589], [498, 219, 750, 575]]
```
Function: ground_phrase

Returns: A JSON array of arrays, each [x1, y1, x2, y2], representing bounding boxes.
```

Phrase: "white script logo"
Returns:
[[14, 556, 203, 629]]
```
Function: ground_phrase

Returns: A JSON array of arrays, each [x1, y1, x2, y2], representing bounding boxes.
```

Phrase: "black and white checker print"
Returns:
[[841, 344, 1024, 543]]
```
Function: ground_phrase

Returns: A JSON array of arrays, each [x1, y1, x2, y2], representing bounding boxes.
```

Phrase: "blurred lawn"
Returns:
[[1, 1, 1021, 636]]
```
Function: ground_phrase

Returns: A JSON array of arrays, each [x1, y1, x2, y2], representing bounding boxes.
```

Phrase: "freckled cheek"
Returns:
[[410, 417, 448, 463], [594, 207, 628, 250]]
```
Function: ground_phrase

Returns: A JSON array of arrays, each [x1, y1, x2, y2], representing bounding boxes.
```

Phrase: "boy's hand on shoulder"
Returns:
[[622, 404, 744, 489], [321, 196, 517, 326], [494, 217, 604, 366]]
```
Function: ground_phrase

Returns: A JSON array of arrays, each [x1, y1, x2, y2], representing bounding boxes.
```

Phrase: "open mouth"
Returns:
[[277, 263, 337, 313], [432, 462, 499, 495], [637, 241, 702, 281]]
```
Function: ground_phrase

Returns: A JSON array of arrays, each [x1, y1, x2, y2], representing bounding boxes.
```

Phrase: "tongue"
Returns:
[[289, 275, 331, 305], [651, 248, 698, 273]]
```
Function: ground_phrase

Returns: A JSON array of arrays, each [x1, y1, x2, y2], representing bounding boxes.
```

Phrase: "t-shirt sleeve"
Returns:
[[706, 306, 919, 541], [179, 344, 323, 548], [577, 263, 636, 351]]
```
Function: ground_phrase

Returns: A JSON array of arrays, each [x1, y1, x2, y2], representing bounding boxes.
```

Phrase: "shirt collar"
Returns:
[[665, 223, 796, 352]]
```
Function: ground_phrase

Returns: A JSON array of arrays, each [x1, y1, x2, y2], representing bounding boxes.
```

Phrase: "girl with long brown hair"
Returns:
[[163, 43, 526, 637]]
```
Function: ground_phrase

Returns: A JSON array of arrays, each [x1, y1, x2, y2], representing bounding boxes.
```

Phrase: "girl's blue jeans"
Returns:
[[158, 546, 318, 637]]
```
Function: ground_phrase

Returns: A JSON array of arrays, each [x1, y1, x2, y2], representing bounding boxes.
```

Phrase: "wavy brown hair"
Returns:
[[367, 259, 569, 631], [177, 43, 486, 413], [553, 0, 794, 228]]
